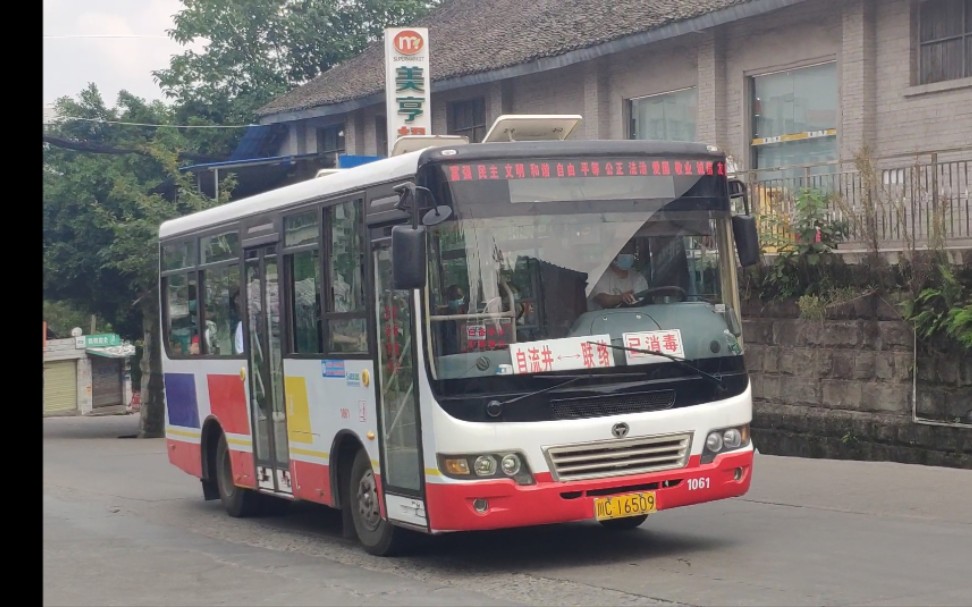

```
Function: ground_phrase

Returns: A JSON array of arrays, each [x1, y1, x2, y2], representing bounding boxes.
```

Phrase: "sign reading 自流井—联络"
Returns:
[[384, 27, 430, 156]]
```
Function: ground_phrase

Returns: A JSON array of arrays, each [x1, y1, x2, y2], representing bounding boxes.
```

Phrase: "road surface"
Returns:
[[43, 414, 972, 606]]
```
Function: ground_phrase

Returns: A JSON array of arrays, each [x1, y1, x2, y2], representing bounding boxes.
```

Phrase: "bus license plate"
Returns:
[[594, 492, 657, 521]]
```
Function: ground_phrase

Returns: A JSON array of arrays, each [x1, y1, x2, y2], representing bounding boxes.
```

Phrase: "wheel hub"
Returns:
[[356, 469, 381, 531]]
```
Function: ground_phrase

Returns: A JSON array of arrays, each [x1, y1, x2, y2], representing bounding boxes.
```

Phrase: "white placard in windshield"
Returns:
[[622, 330, 685, 365], [509, 335, 614, 374]]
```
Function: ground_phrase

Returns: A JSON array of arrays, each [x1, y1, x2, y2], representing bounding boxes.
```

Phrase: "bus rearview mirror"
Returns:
[[728, 178, 750, 215], [731, 215, 760, 267], [391, 225, 427, 290]]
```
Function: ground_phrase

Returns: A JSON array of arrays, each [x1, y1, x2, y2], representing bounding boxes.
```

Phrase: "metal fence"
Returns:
[[736, 148, 972, 251]]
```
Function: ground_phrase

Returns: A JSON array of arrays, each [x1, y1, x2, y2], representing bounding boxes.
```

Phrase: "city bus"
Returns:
[[159, 115, 761, 556]]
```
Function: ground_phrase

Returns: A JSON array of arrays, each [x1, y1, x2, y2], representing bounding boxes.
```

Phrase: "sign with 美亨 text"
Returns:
[[384, 27, 430, 156]]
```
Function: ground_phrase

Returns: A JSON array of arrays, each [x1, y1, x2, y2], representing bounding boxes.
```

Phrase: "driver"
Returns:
[[588, 241, 649, 311]]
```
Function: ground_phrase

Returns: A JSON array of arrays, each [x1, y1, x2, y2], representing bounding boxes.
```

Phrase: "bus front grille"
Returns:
[[543, 432, 692, 481], [549, 390, 675, 420]]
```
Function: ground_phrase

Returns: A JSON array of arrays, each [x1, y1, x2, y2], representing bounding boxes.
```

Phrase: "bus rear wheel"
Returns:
[[598, 515, 649, 530], [216, 433, 262, 517], [348, 449, 410, 556]]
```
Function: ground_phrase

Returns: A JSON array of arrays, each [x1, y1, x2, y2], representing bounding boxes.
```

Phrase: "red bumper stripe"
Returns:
[[425, 450, 753, 532]]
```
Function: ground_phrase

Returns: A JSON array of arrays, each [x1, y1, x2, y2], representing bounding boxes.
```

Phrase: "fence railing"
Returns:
[[735, 148, 972, 251]]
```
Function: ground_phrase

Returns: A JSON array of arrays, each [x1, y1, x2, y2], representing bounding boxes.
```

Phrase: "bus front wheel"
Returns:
[[216, 433, 262, 517], [348, 449, 409, 556], [598, 515, 649, 530]]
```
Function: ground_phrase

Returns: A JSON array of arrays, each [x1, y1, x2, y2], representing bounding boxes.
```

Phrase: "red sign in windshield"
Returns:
[[444, 159, 726, 182]]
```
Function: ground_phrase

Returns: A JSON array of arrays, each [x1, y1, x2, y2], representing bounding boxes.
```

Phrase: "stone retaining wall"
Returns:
[[741, 296, 971, 469]]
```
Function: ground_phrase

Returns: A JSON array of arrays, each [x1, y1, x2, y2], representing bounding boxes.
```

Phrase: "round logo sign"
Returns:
[[393, 30, 424, 55]]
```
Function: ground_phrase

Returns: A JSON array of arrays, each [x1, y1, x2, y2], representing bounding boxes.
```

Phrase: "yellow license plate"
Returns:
[[594, 492, 657, 521]]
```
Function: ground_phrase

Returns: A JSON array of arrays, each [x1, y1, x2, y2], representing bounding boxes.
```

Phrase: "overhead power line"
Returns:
[[45, 116, 256, 129], [44, 34, 171, 40]]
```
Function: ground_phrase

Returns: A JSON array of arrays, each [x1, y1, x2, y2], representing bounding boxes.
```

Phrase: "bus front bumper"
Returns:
[[424, 449, 753, 532]]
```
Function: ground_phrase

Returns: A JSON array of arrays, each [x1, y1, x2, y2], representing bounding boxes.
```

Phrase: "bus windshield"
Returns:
[[427, 159, 743, 381]]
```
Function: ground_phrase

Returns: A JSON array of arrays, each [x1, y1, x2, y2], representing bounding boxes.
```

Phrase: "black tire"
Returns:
[[348, 449, 410, 556], [215, 433, 262, 517], [599, 514, 649, 530]]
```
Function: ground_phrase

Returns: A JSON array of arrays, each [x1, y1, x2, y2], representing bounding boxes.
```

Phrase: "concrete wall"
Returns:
[[742, 297, 972, 469], [874, 0, 972, 158]]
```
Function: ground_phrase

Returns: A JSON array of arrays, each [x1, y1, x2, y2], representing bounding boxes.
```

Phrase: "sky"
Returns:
[[43, 0, 192, 108]]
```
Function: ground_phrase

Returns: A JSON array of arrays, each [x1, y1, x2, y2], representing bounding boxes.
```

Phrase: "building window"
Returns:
[[317, 124, 345, 168], [448, 97, 486, 143], [750, 62, 838, 178], [918, 0, 972, 84], [629, 87, 697, 142]]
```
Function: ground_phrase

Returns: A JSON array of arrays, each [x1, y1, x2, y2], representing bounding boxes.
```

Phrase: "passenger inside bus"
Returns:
[[169, 284, 203, 356], [435, 284, 467, 354], [230, 288, 244, 355]]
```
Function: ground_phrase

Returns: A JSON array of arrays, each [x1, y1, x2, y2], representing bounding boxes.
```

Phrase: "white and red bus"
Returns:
[[159, 115, 760, 555]]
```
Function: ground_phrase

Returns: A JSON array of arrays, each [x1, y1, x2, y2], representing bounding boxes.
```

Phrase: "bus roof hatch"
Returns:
[[481, 114, 583, 143], [391, 134, 470, 157]]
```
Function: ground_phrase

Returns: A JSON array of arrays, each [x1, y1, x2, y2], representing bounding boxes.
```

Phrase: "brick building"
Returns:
[[193, 0, 970, 247]]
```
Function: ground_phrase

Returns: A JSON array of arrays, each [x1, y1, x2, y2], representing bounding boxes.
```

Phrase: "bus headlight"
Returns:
[[438, 452, 535, 485], [723, 428, 743, 449], [500, 454, 521, 476], [474, 455, 497, 476], [701, 424, 750, 464]]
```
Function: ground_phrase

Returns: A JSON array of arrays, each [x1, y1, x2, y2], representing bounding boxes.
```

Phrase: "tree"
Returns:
[[43, 86, 235, 436], [45, 0, 443, 436], [155, 0, 442, 124]]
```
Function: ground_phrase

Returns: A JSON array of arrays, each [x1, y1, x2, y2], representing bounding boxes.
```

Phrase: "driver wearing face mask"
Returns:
[[588, 243, 649, 311]]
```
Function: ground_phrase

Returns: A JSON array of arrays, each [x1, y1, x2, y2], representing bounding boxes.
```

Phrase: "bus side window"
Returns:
[[166, 274, 199, 357], [326, 200, 367, 353], [202, 265, 241, 356]]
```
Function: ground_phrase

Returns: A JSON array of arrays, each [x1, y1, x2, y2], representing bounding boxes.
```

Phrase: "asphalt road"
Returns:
[[43, 413, 972, 607]]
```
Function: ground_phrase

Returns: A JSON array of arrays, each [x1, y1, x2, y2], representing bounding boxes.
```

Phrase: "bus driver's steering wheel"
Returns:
[[621, 286, 688, 306]]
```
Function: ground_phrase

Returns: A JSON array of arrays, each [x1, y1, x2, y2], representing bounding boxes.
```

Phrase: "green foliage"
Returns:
[[743, 188, 853, 301], [797, 287, 860, 321], [155, 0, 443, 124], [43, 300, 111, 338], [901, 264, 972, 351], [43, 86, 230, 340]]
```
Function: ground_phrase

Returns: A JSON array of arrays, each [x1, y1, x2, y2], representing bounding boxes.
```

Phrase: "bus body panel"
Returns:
[[279, 358, 380, 507]]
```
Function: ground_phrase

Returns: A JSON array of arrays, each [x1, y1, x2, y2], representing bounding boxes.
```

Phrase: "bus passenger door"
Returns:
[[372, 238, 428, 529], [243, 246, 292, 495]]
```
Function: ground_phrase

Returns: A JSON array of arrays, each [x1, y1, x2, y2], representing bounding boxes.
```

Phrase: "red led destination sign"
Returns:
[[444, 159, 726, 182]]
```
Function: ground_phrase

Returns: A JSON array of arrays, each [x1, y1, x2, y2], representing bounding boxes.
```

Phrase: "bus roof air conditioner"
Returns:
[[481, 114, 583, 143]]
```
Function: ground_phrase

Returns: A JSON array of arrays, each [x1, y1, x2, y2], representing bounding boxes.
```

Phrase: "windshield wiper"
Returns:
[[588, 341, 725, 391], [496, 376, 584, 405]]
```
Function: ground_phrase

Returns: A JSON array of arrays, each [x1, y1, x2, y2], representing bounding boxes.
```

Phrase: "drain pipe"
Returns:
[[911, 329, 972, 428]]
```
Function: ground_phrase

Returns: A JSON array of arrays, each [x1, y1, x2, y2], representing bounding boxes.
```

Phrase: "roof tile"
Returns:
[[258, 0, 756, 117]]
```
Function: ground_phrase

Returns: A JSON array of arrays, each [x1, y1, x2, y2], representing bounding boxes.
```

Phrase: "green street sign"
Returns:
[[84, 333, 122, 348]]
